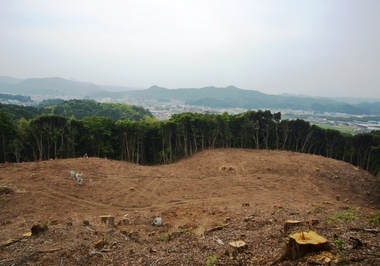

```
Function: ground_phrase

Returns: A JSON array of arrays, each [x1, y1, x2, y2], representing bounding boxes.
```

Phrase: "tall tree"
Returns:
[[172, 113, 192, 157], [244, 111, 260, 149], [324, 129, 343, 158], [0, 112, 16, 162], [289, 119, 311, 152], [158, 120, 176, 163], [352, 133, 374, 169], [82, 116, 115, 158], [278, 120, 290, 150]]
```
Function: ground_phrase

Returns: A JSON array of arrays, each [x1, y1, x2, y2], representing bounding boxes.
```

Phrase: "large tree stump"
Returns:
[[271, 231, 331, 265], [100, 215, 115, 227], [287, 231, 331, 259]]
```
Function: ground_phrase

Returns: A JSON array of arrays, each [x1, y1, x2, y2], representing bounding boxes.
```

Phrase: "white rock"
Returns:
[[152, 217, 162, 226]]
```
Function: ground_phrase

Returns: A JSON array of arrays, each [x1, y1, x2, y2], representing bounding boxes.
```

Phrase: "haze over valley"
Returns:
[[1, 75, 380, 135]]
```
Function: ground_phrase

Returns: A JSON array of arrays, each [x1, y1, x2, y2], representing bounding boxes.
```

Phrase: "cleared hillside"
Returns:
[[0, 149, 379, 265]]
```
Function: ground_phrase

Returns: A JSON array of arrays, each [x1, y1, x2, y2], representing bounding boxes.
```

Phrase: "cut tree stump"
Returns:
[[228, 240, 247, 258], [271, 231, 331, 265], [284, 220, 302, 234], [100, 215, 115, 227], [284, 219, 320, 235], [287, 231, 331, 259], [31, 223, 48, 235]]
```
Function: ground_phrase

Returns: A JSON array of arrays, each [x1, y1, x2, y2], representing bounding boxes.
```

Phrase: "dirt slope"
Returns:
[[1, 149, 379, 265]]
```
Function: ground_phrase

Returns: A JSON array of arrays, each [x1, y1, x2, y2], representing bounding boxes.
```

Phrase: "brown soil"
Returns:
[[0, 149, 379, 265]]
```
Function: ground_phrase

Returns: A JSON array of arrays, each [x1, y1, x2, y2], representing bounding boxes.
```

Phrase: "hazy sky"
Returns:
[[1, 0, 379, 98]]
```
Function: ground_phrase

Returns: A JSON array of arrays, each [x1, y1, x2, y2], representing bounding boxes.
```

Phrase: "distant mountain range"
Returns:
[[0, 76, 140, 97], [1, 76, 379, 115]]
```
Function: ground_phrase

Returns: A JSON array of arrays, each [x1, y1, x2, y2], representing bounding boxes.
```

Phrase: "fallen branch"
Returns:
[[161, 259, 175, 265], [0, 238, 21, 247], [349, 228, 379, 234], [206, 223, 231, 234], [150, 257, 164, 266], [89, 249, 105, 258], [85, 226, 95, 232]]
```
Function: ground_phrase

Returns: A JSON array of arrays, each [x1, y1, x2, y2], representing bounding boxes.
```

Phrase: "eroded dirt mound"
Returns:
[[0, 149, 379, 265]]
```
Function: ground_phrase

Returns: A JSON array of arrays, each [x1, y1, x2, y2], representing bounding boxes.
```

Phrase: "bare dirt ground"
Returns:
[[1, 149, 379, 266]]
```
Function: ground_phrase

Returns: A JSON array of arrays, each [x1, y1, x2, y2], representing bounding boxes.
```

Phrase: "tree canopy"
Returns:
[[1, 107, 379, 176]]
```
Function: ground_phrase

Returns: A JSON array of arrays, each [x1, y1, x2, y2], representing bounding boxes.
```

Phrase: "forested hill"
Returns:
[[0, 99, 153, 122], [94, 86, 380, 115], [0, 93, 32, 103], [1, 76, 380, 115]]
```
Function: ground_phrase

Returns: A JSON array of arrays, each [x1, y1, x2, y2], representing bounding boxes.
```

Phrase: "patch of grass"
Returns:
[[331, 209, 356, 223], [41, 221, 49, 230], [206, 255, 218, 266], [311, 205, 325, 214], [335, 238, 344, 251], [314, 124, 355, 134], [158, 233, 171, 242], [103, 233, 110, 243], [180, 227, 195, 235], [368, 211, 380, 226]]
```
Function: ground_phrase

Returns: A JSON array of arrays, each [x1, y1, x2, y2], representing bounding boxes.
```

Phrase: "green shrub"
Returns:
[[331, 210, 356, 222], [206, 255, 218, 266], [368, 211, 380, 225], [158, 233, 171, 242], [335, 238, 344, 251]]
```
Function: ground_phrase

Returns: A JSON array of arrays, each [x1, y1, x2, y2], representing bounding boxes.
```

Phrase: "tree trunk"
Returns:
[[2, 133, 6, 163], [272, 231, 331, 265]]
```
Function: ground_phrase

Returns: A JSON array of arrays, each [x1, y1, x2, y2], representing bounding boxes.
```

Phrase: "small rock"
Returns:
[[216, 238, 224, 245], [152, 217, 163, 226]]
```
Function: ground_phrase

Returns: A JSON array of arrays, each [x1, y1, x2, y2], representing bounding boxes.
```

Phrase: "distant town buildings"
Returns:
[[2, 94, 379, 134]]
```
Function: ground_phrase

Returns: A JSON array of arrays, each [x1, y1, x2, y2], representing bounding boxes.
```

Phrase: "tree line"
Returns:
[[1, 109, 380, 175], [0, 99, 153, 122]]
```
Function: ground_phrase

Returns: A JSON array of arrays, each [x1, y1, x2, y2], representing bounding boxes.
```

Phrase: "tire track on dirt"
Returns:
[[40, 188, 253, 213], [121, 193, 266, 212], [34, 189, 115, 210]]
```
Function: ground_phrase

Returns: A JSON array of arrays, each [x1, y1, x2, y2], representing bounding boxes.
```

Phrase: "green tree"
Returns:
[[0, 111, 16, 162], [244, 111, 260, 149], [82, 116, 115, 158], [325, 129, 344, 158], [352, 133, 374, 169], [158, 120, 176, 164], [289, 119, 311, 152], [172, 113, 192, 157], [229, 114, 248, 148], [278, 119, 290, 150]]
